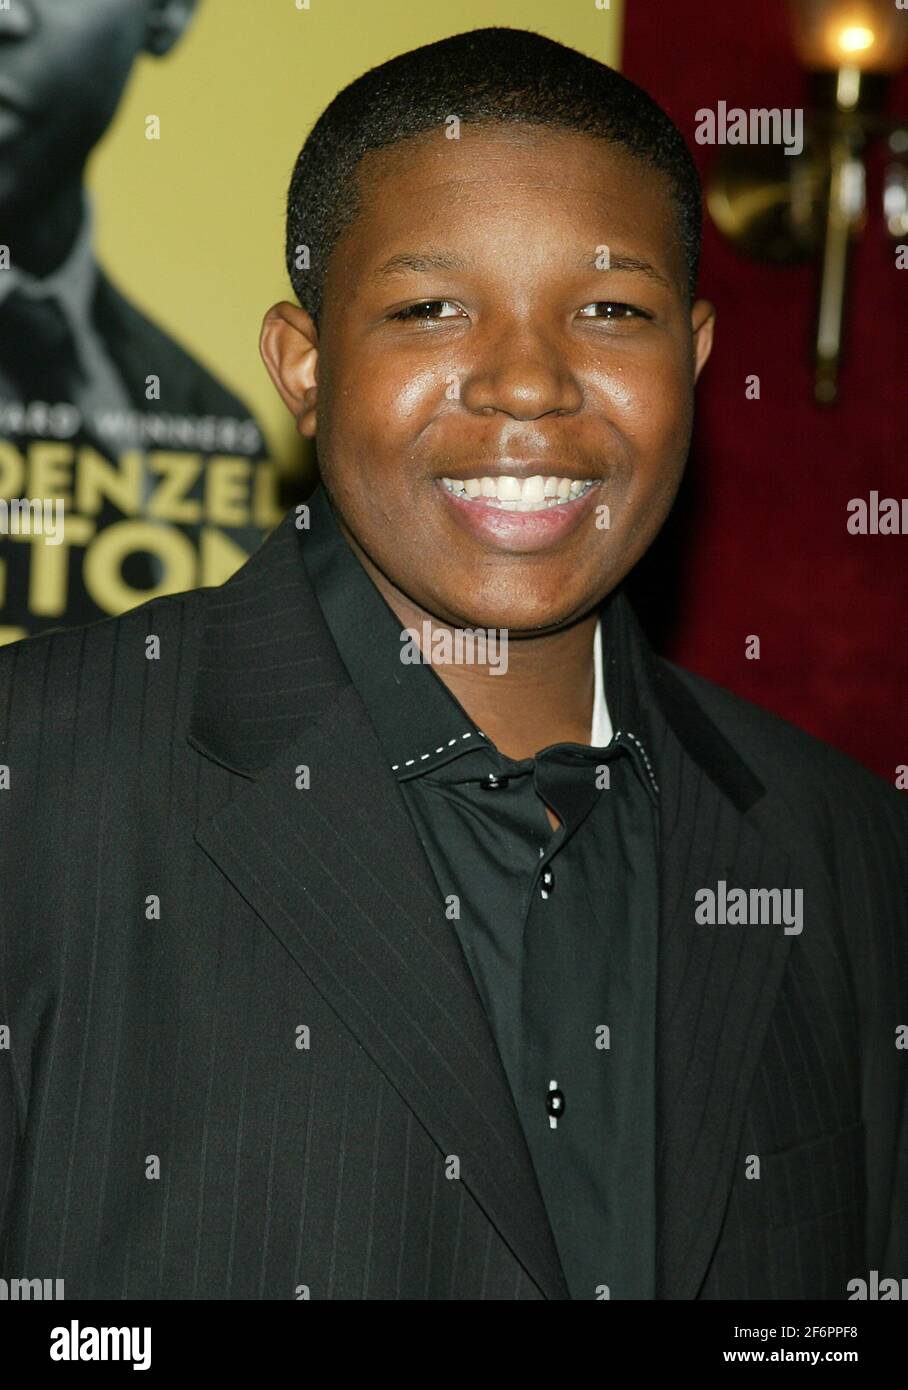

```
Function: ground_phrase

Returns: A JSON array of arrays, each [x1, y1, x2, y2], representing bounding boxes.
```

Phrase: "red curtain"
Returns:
[[622, 0, 907, 781]]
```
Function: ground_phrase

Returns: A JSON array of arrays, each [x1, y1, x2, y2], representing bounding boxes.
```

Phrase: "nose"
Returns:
[[459, 320, 584, 421]]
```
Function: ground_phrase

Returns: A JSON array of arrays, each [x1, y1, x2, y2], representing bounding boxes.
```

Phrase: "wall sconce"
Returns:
[[706, 0, 908, 404]]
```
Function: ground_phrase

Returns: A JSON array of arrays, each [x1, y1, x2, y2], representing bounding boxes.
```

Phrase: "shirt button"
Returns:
[[546, 1083, 565, 1129], [480, 773, 510, 790], [540, 865, 554, 898]]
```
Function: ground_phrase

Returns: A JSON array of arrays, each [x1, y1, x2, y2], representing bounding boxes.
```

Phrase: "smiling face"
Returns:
[[267, 123, 714, 635]]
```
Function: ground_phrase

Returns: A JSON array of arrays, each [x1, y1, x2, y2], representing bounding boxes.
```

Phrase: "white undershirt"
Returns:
[[590, 614, 613, 747]]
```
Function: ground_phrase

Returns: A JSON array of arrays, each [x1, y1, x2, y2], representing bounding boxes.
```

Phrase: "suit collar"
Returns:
[[297, 480, 488, 777], [188, 502, 353, 777]]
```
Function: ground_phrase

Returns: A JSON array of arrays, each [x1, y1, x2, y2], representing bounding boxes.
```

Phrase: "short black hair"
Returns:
[[285, 27, 701, 325]]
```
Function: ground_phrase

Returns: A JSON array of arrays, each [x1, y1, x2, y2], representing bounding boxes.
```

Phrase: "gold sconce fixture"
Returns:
[[706, 0, 908, 404]]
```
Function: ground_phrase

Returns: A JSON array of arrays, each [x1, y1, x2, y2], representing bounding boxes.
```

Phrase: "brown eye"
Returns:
[[578, 302, 650, 320], [391, 300, 461, 322]]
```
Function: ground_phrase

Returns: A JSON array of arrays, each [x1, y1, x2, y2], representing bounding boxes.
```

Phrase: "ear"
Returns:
[[690, 298, 716, 382], [259, 301, 319, 439], [144, 0, 199, 58]]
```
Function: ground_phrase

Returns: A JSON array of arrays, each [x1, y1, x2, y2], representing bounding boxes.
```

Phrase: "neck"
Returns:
[[347, 540, 598, 761], [428, 616, 598, 760], [9, 176, 85, 278]]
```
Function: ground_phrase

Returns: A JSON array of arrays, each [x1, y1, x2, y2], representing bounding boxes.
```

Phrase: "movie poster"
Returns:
[[0, 0, 278, 644]]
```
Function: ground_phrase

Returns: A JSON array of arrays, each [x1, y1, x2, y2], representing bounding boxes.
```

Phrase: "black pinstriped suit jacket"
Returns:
[[1, 504, 906, 1300]]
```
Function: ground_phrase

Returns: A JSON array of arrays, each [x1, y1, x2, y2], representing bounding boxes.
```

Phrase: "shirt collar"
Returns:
[[0, 191, 98, 336], [299, 480, 657, 795]]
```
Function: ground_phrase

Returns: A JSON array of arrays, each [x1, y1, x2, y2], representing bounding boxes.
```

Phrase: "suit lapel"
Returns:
[[189, 511, 571, 1300], [642, 657, 795, 1298]]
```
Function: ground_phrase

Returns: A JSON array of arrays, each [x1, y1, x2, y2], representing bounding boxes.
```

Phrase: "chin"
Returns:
[[435, 590, 591, 636]]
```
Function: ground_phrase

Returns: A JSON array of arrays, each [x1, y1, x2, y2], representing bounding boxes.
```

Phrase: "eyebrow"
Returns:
[[371, 251, 470, 279], [370, 248, 672, 289]]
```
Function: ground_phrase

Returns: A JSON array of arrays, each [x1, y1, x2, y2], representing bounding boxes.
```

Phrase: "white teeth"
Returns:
[[440, 474, 596, 511], [496, 475, 522, 501]]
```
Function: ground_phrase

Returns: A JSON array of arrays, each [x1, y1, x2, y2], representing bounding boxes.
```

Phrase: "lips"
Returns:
[[436, 475, 603, 553]]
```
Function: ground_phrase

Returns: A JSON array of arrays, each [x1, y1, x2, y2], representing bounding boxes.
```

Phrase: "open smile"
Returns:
[[435, 474, 603, 552]]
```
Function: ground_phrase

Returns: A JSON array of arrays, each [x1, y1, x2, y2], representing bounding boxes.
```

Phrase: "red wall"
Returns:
[[622, 0, 907, 782]]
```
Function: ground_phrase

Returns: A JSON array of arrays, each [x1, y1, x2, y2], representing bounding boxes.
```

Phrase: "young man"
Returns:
[[1, 28, 905, 1301]]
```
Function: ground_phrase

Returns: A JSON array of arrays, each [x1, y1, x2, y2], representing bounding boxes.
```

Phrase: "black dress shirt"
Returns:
[[299, 480, 661, 1299]]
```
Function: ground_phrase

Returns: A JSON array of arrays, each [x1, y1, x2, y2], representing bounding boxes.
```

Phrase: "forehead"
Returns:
[[336, 124, 684, 286]]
